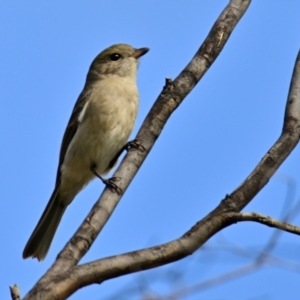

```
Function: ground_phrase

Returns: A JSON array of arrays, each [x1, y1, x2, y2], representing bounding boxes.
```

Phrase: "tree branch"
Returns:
[[217, 50, 300, 214], [112, 187, 300, 299], [24, 1, 251, 299], [20, 1, 300, 299], [30, 44, 300, 300], [232, 212, 300, 235]]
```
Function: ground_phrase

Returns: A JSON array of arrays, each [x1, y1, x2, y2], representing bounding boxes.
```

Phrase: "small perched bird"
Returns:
[[23, 44, 149, 261]]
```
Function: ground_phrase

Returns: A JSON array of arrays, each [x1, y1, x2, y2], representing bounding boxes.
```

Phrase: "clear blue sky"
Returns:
[[1, 1, 300, 299]]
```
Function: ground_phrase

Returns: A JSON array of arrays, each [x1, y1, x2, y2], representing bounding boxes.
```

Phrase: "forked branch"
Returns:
[[22, 1, 300, 299]]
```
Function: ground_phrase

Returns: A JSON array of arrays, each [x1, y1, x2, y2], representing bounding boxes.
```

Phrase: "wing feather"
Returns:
[[55, 89, 91, 185]]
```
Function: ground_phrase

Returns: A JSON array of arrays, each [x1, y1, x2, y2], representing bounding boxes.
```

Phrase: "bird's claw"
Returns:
[[91, 165, 122, 194], [104, 177, 122, 194], [125, 138, 145, 152]]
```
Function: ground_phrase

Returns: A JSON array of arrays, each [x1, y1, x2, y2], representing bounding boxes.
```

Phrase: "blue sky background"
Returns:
[[1, 1, 300, 299]]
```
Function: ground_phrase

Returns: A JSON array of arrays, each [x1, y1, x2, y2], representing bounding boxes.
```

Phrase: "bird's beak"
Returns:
[[133, 47, 150, 59]]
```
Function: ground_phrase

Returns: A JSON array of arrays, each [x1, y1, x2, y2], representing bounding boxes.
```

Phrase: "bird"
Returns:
[[23, 44, 149, 261]]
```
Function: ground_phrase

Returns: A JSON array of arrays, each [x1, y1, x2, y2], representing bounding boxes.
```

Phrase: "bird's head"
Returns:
[[89, 44, 149, 79]]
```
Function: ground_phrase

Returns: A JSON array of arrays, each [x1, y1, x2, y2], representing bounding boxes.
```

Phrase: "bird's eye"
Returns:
[[110, 53, 121, 61]]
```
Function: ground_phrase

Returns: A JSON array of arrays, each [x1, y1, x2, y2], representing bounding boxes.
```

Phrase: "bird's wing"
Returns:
[[55, 89, 91, 185]]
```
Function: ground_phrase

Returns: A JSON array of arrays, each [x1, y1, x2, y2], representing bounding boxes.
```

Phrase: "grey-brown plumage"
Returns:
[[23, 44, 149, 261]]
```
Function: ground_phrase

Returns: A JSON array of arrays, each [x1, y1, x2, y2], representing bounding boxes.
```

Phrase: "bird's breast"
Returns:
[[64, 76, 139, 179], [87, 75, 139, 153]]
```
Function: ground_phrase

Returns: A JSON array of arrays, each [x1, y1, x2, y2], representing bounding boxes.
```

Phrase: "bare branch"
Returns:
[[24, 1, 251, 299], [56, 0, 251, 267], [128, 191, 300, 300], [284, 53, 300, 132], [42, 47, 300, 300], [232, 212, 300, 235], [23, 2, 300, 300], [218, 49, 300, 214], [171, 192, 300, 299]]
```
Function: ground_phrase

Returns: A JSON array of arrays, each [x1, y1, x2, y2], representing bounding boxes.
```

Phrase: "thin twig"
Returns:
[[233, 212, 300, 236]]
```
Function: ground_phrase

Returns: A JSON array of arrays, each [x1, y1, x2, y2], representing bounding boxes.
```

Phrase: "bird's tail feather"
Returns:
[[23, 187, 66, 261]]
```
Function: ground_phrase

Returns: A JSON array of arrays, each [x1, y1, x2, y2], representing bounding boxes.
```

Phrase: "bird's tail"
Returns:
[[23, 187, 67, 261]]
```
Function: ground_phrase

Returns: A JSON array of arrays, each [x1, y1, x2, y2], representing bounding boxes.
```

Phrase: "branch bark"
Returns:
[[232, 212, 300, 235], [22, 1, 300, 299], [25, 43, 300, 300]]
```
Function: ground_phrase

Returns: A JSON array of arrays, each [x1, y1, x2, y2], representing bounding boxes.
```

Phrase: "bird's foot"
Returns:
[[125, 138, 145, 152], [91, 164, 122, 194], [101, 176, 122, 194]]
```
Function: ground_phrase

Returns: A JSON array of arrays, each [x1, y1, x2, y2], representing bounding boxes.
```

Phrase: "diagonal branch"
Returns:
[[23, 1, 252, 299], [119, 183, 300, 299], [48, 0, 251, 271], [29, 45, 300, 300], [24, 46, 300, 299], [216, 50, 300, 214]]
